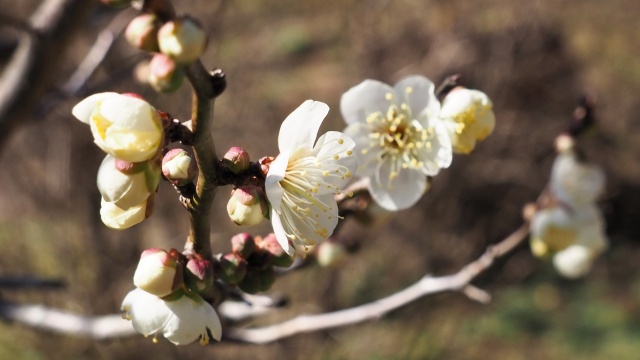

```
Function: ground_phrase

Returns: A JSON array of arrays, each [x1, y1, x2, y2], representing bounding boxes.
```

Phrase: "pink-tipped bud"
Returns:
[[158, 16, 208, 64], [227, 185, 269, 226], [222, 147, 250, 174], [148, 53, 185, 93], [258, 233, 293, 268], [125, 14, 160, 52], [185, 254, 214, 292], [258, 156, 274, 177], [231, 233, 256, 258], [218, 253, 247, 285], [162, 149, 197, 186], [133, 248, 184, 297]]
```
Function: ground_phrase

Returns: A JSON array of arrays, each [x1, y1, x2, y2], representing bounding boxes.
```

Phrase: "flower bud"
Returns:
[[227, 185, 268, 226], [158, 17, 208, 64], [72, 93, 163, 163], [316, 240, 347, 267], [185, 254, 214, 292], [97, 155, 160, 209], [125, 14, 160, 52], [222, 147, 250, 174], [133, 248, 184, 297], [231, 232, 256, 258], [218, 253, 247, 285], [162, 149, 197, 186], [439, 88, 495, 154], [258, 233, 293, 268], [258, 156, 274, 177], [148, 53, 185, 93], [100, 198, 148, 229]]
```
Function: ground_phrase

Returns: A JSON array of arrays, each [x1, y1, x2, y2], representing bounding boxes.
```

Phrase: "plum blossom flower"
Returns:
[[438, 88, 495, 154], [100, 197, 149, 229], [72, 92, 163, 163], [341, 76, 452, 211], [265, 100, 357, 256], [529, 205, 607, 278], [121, 288, 222, 345], [550, 150, 605, 208]]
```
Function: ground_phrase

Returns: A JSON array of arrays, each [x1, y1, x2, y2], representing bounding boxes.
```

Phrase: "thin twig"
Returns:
[[225, 224, 529, 344]]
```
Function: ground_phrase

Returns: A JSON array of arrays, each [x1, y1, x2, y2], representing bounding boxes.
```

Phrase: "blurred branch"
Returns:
[[0, 0, 96, 153], [60, 8, 136, 97], [0, 300, 135, 339], [0, 276, 64, 290], [225, 224, 529, 344]]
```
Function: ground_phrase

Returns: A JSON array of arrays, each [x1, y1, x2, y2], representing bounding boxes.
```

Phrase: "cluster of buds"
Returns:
[[528, 136, 608, 278], [217, 233, 293, 294], [122, 248, 221, 345], [122, 3, 208, 93], [72, 93, 164, 229], [221, 147, 270, 227]]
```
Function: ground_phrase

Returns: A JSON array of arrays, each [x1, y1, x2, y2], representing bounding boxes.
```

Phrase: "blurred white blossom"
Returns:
[[341, 76, 452, 210], [438, 88, 495, 154], [551, 150, 605, 208]]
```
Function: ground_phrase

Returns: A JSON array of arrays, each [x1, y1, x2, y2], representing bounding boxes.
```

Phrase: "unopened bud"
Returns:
[[185, 254, 214, 292], [218, 253, 247, 285], [162, 149, 197, 186], [316, 240, 347, 267], [258, 156, 274, 177], [231, 233, 256, 258], [125, 14, 160, 52], [148, 53, 185, 93], [133, 248, 184, 297], [158, 16, 208, 64], [100, 198, 148, 229], [258, 233, 293, 268], [222, 147, 250, 174], [227, 185, 268, 226]]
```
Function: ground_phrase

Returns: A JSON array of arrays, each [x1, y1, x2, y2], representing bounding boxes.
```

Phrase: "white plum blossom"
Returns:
[[121, 288, 222, 345], [341, 76, 452, 211], [97, 155, 159, 210], [100, 197, 148, 229], [550, 150, 605, 208], [72, 92, 163, 163], [438, 88, 495, 154], [265, 100, 357, 256], [553, 244, 597, 279]]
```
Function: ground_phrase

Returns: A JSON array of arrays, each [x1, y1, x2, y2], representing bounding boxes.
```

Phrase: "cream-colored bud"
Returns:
[[72, 93, 163, 163], [100, 198, 147, 229], [158, 17, 208, 64], [223, 147, 250, 174], [125, 14, 160, 52], [148, 53, 185, 93], [227, 186, 268, 226], [134, 249, 184, 297], [97, 155, 159, 209], [439, 88, 495, 154]]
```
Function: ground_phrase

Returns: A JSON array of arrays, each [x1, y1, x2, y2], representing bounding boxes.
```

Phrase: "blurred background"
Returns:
[[0, 0, 639, 359]]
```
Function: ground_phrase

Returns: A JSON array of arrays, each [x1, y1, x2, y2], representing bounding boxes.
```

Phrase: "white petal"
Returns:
[[344, 123, 379, 177], [265, 152, 289, 212], [100, 199, 146, 229], [271, 209, 293, 256], [164, 295, 222, 345], [550, 151, 605, 208], [553, 245, 594, 279], [340, 80, 396, 125], [417, 121, 452, 175], [278, 100, 329, 154], [394, 75, 440, 118], [369, 161, 426, 211], [97, 155, 150, 209], [100, 95, 160, 132], [312, 131, 357, 192], [72, 92, 118, 124], [281, 193, 339, 246], [121, 288, 172, 337]]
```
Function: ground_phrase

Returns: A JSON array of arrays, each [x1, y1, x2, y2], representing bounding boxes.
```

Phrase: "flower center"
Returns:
[[362, 99, 436, 182]]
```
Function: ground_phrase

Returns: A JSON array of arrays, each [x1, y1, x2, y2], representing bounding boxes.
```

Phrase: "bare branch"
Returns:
[[225, 224, 529, 344], [0, 300, 135, 340]]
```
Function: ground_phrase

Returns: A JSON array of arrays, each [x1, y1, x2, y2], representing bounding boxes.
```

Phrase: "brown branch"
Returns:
[[0, 0, 96, 153], [225, 224, 529, 344]]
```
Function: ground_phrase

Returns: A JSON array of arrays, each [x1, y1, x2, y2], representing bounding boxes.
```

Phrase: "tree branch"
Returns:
[[225, 224, 529, 344]]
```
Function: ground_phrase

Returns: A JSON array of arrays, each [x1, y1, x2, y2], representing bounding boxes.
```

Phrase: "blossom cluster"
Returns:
[[72, 93, 164, 229], [529, 140, 608, 278]]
